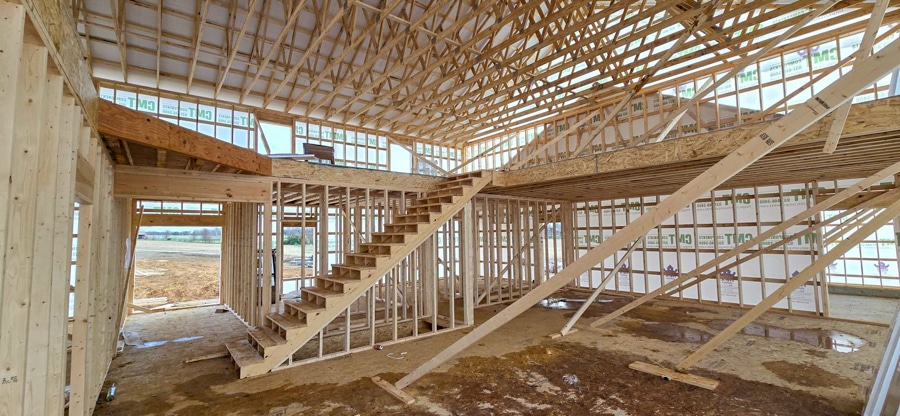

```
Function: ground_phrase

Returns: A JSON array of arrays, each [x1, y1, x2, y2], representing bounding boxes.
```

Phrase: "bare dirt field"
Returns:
[[134, 240, 221, 303], [133, 240, 317, 303]]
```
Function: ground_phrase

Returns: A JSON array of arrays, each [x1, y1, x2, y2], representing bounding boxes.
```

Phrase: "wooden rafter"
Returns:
[[186, 0, 212, 92]]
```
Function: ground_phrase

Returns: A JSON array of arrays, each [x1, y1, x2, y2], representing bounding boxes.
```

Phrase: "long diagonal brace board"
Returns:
[[394, 35, 900, 391], [676, 196, 900, 370], [586, 162, 900, 329]]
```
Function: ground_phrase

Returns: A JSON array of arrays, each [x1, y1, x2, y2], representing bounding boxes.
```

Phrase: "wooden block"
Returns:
[[548, 328, 578, 339], [628, 361, 719, 390], [371, 377, 415, 405]]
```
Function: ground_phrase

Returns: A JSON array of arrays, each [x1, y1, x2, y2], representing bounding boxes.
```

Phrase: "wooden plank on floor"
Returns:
[[372, 376, 416, 405], [184, 351, 229, 364], [628, 361, 719, 390]]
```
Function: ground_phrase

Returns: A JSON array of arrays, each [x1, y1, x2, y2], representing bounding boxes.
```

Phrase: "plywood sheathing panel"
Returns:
[[272, 159, 443, 191]]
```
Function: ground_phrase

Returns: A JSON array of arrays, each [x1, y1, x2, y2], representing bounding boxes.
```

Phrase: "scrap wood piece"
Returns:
[[628, 361, 719, 390], [127, 303, 156, 313], [371, 376, 415, 405], [184, 351, 229, 364], [548, 328, 578, 339]]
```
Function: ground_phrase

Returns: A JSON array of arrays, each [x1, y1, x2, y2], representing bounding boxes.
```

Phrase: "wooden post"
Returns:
[[263, 189, 273, 320], [461, 202, 475, 325], [319, 187, 329, 280], [23, 71, 63, 415], [677, 196, 900, 370], [422, 236, 436, 321], [394, 37, 900, 390], [47, 98, 79, 415]]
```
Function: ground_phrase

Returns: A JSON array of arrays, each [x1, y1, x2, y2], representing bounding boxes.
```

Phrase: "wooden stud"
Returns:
[[0, 41, 46, 415]]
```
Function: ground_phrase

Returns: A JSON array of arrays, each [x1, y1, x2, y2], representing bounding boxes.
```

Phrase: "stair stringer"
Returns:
[[236, 173, 492, 378]]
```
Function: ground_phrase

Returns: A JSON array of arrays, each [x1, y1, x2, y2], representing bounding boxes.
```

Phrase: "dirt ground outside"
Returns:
[[134, 240, 222, 303], [133, 240, 321, 304]]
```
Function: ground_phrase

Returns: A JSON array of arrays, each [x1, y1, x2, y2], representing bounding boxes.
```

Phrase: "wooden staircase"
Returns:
[[225, 172, 491, 378]]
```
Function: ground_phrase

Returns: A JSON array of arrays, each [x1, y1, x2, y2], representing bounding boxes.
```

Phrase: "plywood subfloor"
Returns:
[[93, 294, 888, 415], [828, 293, 898, 325]]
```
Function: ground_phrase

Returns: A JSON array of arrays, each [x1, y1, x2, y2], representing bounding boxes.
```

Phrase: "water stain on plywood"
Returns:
[[617, 321, 714, 343], [708, 320, 867, 353], [762, 361, 856, 389]]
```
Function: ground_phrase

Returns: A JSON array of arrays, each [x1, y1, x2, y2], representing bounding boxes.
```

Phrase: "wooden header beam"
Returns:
[[98, 100, 272, 175], [135, 214, 224, 227], [114, 166, 271, 202], [394, 33, 900, 391]]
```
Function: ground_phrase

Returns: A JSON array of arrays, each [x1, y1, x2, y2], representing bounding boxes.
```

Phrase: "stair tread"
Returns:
[[267, 312, 307, 330], [304, 287, 344, 298], [248, 326, 286, 349], [225, 340, 264, 366], [283, 299, 326, 314]]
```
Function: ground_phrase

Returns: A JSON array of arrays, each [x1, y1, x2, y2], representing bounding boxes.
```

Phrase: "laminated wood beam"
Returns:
[[394, 35, 900, 391], [587, 162, 900, 329], [676, 196, 900, 371], [114, 166, 270, 203], [98, 100, 272, 175]]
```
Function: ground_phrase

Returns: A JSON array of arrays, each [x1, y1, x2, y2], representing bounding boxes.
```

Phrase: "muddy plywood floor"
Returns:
[[94, 292, 890, 415]]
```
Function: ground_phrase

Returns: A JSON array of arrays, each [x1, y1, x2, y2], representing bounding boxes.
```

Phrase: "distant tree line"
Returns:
[[143, 228, 222, 243]]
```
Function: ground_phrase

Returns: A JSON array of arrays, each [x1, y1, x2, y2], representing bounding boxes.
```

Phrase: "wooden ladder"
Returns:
[[225, 171, 492, 378]]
